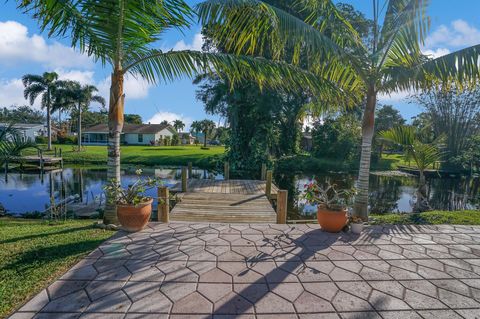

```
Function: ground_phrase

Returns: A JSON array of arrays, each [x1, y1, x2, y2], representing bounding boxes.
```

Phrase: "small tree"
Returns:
[[380, 125, 443, 212], [199, 119, 216, 148], [171, 133, 180, 146], [173, 120, 185, 133]]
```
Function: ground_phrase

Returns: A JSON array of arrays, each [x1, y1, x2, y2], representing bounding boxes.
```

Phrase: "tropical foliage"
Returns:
[[380, 125, 443, 212], [0, 123, 37, 168], [54, 81, 105, 150], [197, 0, 480, 219], [0, 106, 45, 124], [22, 72, 64, 150]]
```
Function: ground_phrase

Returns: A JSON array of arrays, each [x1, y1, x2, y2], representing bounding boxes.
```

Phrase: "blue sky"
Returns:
[[1, 1, 480, 128]]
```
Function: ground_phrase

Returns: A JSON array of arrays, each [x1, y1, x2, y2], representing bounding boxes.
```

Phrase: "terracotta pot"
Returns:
[[317, 206, 347, 233], [117, 198, 153, 232], [350, 223, 364, 234]]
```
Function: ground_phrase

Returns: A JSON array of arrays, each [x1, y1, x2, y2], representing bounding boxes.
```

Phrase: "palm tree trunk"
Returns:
[[78, 101, 82, 150], [46, 94, 52, 151], [103, 69, 124, 225], [203, 130, 207, 148], [353, 85, 377, 221]]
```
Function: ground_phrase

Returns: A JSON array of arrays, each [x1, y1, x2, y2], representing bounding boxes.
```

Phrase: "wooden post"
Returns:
[[224, 162, 230, 180], [276, 190, 287, 224], [188, 162, 193, 179], [157, 186, 170, 223], [261, 163, 267, 180], [181, 167, 188, 192], [265, 170, 272, 198], [54, 147, 57, 157], [59, 148, 62, 158], [39, 149, 44, 172]]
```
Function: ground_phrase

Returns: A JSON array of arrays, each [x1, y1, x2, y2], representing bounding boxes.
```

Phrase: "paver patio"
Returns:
[[10, 222, 480, 318]]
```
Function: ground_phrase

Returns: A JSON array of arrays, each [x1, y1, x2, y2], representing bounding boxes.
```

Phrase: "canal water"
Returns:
[[0, 166, 478, 219]]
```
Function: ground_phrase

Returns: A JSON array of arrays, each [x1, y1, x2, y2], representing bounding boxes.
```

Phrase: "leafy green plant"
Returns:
[[103, 169, 163, 206], [303, 181, 355, 211]]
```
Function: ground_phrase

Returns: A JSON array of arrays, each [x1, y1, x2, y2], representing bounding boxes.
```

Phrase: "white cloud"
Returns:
[[56, 69, 95, 85], [171, 32, 204, 51], [146, 111, 192, 128], [97, 74, 152, 102], [0, 20, 93, 69], [0, 78, 36, 108], [425, 19, 480, 49], [378, 90, 412, 103], [423, 48, 451, 59]]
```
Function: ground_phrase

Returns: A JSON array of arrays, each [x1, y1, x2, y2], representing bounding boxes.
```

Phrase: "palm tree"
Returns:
[[198, 119, 216, 147], [198, 0, 480, 220], [380, 125, 443, 212], [55, 81, 106, 150], [22, 72, 63, 151], [18, 0, 343, 224], [173, 119, 185, 133]]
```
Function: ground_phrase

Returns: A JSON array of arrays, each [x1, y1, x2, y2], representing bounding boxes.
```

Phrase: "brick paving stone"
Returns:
[[13, 223, 480, 318]]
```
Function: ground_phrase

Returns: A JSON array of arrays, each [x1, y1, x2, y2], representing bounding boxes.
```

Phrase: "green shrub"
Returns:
[[57, 135, 77, 145], [35, 136, 48, 144]]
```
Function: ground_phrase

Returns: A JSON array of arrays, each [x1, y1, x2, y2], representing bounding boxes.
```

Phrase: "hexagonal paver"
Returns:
[[171, 292, 213, 314]]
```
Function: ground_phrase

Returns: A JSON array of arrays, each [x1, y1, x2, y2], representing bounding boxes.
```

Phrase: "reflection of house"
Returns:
[[82, 123, 176, 145], [179, 132, 195, 145], [0, 123, 45, 141]]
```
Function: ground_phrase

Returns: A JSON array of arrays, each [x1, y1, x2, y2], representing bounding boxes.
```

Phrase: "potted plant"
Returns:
[[303, 181, 355, 233], [350, 215, 365, 234], [104, 169, 162, 232]]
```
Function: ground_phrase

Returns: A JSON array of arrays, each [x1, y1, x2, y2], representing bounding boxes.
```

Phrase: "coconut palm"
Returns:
[[18, 0, 348, 224], [55, 81, 106, 150], [380, 125, 443, 212], [199, 119, 216, 147], [0, 123, 37, 168], [22, 72, 64, 150], [173, 119, 185, 133], [198, 0, 480, 220]]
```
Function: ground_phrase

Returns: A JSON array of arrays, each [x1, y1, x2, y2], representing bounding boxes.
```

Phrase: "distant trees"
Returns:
[[412, 86, 480, 171], [22, 72, 64, 150], [173, 120, 185, 132], [55, 81, 105, 149], [124, 114, 142, 124], [0, 106, 45, 124], [373, 105, 406, 160]]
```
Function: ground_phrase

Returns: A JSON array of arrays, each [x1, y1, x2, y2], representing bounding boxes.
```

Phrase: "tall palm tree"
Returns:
[[18, 0, 345, 224], [55, 81, 106, 150], [199, 119, 216, 147], [173, 119, 185, 133], [198, 0, 480, 220], [22, 72, 63, 151], [380, 125, 443, 212]]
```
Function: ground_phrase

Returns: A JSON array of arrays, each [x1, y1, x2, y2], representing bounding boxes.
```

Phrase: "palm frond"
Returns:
[[379, 125, 416, 146], [124, 49, 360, 106]]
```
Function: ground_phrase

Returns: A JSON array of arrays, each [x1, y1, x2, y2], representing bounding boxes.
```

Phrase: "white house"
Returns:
[[82, 123, 176, 145], [0, 123, 45, 142]]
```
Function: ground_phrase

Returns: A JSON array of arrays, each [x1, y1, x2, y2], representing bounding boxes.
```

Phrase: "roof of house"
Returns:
[[83, 123, 176, 134], [0, 123, 44, 129]]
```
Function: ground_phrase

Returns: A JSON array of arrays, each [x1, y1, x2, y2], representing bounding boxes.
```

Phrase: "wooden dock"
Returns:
[[169, 179, 281, 224]]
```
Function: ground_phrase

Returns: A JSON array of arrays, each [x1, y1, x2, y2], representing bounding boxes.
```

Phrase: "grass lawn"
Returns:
[[26, 144, 226, 168], [370, 210, 480, 225], [0, 219, 113, 318]]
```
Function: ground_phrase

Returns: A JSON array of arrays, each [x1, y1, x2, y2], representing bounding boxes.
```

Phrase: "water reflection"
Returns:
[[274, 172, 480, 220], [1, 166, 479, 218], [0, 166, 219, 215]]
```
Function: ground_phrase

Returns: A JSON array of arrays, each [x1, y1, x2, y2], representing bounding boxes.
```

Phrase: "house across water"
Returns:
[[82, 123, 177, 145]]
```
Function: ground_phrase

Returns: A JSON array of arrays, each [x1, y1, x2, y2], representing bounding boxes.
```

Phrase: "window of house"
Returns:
[[138, 134, 143, 143]]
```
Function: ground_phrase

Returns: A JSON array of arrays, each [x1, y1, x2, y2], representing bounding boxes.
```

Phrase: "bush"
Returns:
[[57, 135, 77, 145], [35, 136, 48, 144]]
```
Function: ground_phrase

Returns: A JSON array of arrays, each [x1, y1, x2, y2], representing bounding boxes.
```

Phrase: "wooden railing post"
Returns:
[[59, 148, 62, 158], [188, 162, 193, 179], [157, 186, 170, 223], [54, 147, 57, 157], [181, 167, 188, 192], [224, 162, 230, 180], [276, 190, 287, 224], [261, 163, 267, 180], [265, 170, 272, 199]]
